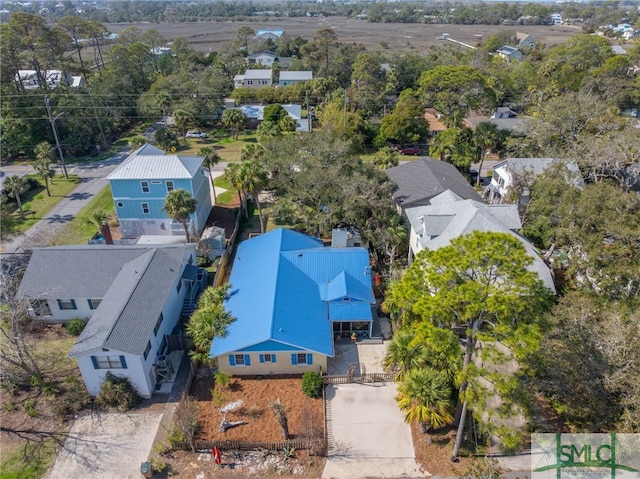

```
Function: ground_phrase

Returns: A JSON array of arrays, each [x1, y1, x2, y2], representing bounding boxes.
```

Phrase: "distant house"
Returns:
[[17, 244, 206, 398], [256, 29, 284, 41], [550, 13, 563, 25], [278, 71, 313, 86], [107, 144, 212, 239], [385, 157, 481, 214], [16, 69, 82, 89], [233, 69, 273, 89], [496, 46, 523, 62], [246, 51, 291, 68], [485, 157, 584, 206], [210, 228, 376, 376], [404, 190, 555, 291], [424, 108, 473, 136], [516, 32, 535, 49], [230, 104, 310, 132], [489, 107, 525, 130]]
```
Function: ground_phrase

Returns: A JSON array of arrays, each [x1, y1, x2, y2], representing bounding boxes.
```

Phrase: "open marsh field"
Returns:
[[105, 17, 583, 53]]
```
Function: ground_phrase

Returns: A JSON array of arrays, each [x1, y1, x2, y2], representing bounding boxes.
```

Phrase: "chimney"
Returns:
[[100, 222, 113, 245]]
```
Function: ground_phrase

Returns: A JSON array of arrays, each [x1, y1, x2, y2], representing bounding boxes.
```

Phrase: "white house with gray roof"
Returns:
[[404, 190, 555, 291], [17, 244, 205, 397], [485, 157, 583, 205]]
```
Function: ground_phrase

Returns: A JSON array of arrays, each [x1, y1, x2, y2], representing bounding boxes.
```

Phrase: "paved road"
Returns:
[[0, 152, 128, 255]]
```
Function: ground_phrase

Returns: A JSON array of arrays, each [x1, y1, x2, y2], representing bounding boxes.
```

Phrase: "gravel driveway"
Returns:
[[46, 411, 162, 479]]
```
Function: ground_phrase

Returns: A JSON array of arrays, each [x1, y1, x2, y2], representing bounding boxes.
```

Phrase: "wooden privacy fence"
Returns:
[[323, 372, 395, 385], [175, 439, 325, 453]]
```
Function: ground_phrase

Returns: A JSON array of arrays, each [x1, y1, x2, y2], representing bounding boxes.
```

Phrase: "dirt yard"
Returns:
[[104, 17, 582, 54], [161, 374, 325, 478]]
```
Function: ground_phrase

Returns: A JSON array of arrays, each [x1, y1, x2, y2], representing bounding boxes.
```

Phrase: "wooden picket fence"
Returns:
[[175, 439, 325, 452]]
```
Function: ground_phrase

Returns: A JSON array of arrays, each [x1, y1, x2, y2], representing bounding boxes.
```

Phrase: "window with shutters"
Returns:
[[57, 299, 77, 310], [92, 355, 127, 369], [88, 299, 102, 310], [297, 353, 307, 364], [234, 354, 245, 366]]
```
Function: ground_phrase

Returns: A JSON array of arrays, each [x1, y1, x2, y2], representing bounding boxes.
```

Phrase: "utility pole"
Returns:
[[44, 95, 68, 178], [306, 90, 312, 132]]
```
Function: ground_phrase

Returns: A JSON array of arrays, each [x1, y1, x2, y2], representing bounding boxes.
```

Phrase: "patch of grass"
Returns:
[[32, 336, 77, 377], [49, 185, 115, 245], [215, 190, 236, 205], [5, 175, 82, 235], [0, 439, 58, 479]]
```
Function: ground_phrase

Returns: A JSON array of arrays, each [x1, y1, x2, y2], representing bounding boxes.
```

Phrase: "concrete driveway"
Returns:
[[46, 411, 162, 479], [322, 383, 425, 479]]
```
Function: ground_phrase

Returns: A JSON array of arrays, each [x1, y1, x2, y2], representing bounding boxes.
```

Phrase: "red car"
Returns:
[[399, 146, 420, 155]]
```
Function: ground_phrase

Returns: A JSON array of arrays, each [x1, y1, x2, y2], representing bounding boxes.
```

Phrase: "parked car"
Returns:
[[399, 146, 420, 155], [186, 130, 208, 138]]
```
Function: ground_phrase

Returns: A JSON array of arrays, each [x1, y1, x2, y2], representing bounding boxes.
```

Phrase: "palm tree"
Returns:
[[373, 147, 399, 170], [155, 92, 171, 125], [221, 109, 247, 140], [173, 109, 190, 143], [162, 189, 197, 241], [472, 122, 501, 187], [396, 367, 454, 434], [239, 160, 268, 233], [4, 176, 27, 219], [186, 283, 232, 365], [224, 162, 247, 218], [128, 135, 147, 151], [198, 147, 221, 202], [382, 329, 426, 380], [33, 142, 54, 196]]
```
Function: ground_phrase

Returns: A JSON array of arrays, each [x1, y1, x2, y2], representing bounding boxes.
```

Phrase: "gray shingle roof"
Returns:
[[70, 246, 189, 356], [16, 244, 192, 357], [405, 191, 554, 291], [17, 246, 155, 300], [385, 157, 482, 209]]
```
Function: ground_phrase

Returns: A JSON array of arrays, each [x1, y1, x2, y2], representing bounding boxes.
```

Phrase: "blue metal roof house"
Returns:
[[210, 228, 375, 375]]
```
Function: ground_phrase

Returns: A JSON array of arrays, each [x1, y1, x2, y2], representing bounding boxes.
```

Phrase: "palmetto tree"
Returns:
[[173, 109, 191, 143], [33, 142, 53, 196], [396, 367, 454, 434], [239, 160, 268, 233], [198, 147, 221, 202], [162, 189, 197, 241], [128, 135, 147, 151], [186, 284, 233, 366], [156, 92, 171, 124], [224, 162, 247, 218], [472, 121, 502, 187], [221, 109, 247, 140], [4, 176, 27, 219], [382, 329, 425, 380]]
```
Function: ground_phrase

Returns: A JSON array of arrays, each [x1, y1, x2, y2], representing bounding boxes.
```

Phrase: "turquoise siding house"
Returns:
[[210, 228, 376, 376], [107, 144, 212, 239]]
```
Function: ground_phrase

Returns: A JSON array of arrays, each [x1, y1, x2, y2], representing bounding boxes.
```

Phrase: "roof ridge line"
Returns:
[[103, 248, 158, 345]]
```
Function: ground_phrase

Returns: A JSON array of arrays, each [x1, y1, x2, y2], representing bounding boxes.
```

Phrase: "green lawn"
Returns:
[[0, 440, 59, 479], [49, 185, 115, 245], [4, 175, 82, 235]]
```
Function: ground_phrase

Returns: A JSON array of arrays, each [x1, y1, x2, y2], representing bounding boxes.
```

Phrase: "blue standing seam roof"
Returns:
[[210, 228, 375, 358]]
